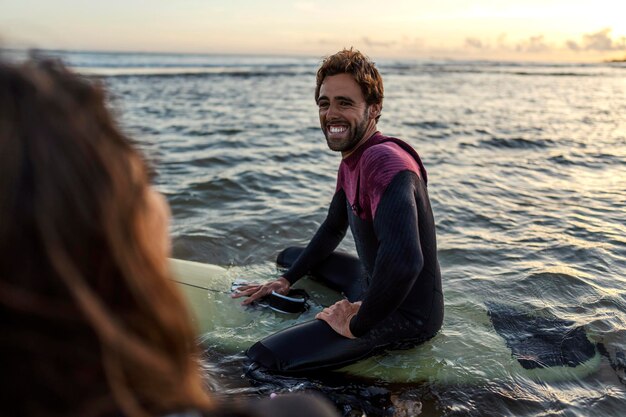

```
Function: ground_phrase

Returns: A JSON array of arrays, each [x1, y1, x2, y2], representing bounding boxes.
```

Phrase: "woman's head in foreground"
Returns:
[[0, 57, 211, 416]]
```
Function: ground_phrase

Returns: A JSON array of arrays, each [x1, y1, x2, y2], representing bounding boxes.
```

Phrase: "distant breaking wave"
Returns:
[[4, 48, 623, 78], [461, 137, 557, 150], [80, 66, 314, 78]]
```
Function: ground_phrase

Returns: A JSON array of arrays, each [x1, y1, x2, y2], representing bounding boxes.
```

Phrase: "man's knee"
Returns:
[[247, 340, 284, 371], [276, 246, 304, 268]]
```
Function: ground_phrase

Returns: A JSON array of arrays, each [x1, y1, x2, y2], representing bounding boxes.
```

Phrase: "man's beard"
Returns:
[[324, 109, 369, 153]]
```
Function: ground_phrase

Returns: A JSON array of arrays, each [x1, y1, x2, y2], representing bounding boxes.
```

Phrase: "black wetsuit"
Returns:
[[247, 132, 443, 373]]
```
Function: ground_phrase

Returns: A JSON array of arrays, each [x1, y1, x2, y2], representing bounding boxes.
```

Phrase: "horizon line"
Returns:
[[2, 46, 623, 65]]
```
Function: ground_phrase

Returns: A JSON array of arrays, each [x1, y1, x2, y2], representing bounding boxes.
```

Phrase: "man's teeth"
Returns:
[[329, 126, 347, 133]]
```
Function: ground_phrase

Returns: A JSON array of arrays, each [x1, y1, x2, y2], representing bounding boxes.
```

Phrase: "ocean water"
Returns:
[[17, 49, 626, 416]]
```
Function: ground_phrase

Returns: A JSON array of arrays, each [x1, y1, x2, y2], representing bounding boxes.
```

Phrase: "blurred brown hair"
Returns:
[[314, 48, 384, 121], [0, 57, 211, 416]]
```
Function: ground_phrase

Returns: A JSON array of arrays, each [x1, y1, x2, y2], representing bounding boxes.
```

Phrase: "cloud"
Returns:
[[567, 28, 626, 51], [515, 35, 550, 53], [462, 33, 555, 55], [361, 36, 396, 49], [317, 38, 336, 45], [400, 36, 426, 50], [313, 36, 396, 50], [566, 40, 580, 51], [465, 37, 485, 49]]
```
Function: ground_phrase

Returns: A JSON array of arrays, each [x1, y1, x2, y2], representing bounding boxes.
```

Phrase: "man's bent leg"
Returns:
[[246, 312, 427, 374], [277, 247, 366, 301]]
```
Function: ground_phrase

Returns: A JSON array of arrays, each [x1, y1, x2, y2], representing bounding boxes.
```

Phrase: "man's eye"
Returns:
[[340, 101, 351, 107], [318, 102, 329, 109]]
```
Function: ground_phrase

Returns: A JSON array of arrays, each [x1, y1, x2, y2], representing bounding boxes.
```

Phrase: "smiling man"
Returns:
[[236, 48, 444, 372]]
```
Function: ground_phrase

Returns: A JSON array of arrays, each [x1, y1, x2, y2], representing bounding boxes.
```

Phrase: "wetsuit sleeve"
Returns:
[[282, 190, 349, 284], [349, 171, 424, 337]]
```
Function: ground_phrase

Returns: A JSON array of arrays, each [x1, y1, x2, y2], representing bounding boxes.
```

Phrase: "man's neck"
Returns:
[[341, 125, 379, 159]]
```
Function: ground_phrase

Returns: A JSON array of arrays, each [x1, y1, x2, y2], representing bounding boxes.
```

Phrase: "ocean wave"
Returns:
[[83, 67, 312, 78], [507, 71, 597, 77], [548, 152, 625, 168], [471, 137, 556, 150], [403, 120, 461, 130], [378, 61, 615, 78]]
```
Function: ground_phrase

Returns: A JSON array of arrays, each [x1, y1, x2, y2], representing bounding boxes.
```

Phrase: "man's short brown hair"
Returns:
[[315, 48, 384, 121]]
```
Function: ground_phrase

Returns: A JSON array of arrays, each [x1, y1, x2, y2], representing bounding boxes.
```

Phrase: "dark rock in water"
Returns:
[[391, 390, 423, 417], [486, 302, 596, 370]]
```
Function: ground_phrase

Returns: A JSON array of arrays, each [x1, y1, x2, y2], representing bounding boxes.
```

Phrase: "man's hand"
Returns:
[[231, 277, 290, 306], [315, 300, 362, 339]]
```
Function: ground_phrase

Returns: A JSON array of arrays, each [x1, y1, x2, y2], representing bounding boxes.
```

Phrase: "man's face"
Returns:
[[317, 73, 374, 153]]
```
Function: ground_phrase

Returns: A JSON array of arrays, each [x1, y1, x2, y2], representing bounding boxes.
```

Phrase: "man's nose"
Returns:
[[326, 102, 339, 119]]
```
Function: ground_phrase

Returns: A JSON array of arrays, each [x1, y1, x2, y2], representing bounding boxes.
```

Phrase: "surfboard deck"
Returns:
[[170, 258, 601, 384]]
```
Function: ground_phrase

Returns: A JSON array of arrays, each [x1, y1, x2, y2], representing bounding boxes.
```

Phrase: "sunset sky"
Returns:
[[2, 0, 625, 62]]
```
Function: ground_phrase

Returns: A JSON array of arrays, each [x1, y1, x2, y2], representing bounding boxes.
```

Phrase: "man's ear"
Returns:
[[368, 103, 382, 120]]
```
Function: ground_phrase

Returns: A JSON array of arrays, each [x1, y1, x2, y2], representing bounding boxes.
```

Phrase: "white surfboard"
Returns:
[[170, 258, 601, 385]]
